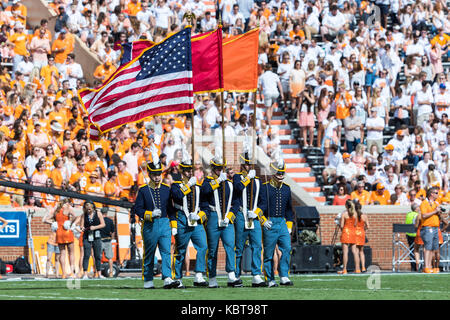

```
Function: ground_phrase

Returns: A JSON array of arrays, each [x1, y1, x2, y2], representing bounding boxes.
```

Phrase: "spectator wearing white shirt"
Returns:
[[382, 144, 403, 174], [336, 152, 358, 182], [417, 152, 435, 180], [16, 55, 33, 83], [304, 6, 320, 40], [201, 11, 217, 32], [416, 81, 434, 126], [322, 144, 342, 185], [321, 5, 346, 42], [258, 63, 283, 124], [387, 130, 410, 161], [432, 140, 448, 164], [366, 108, 385, 153], [391, 87, 411, 130], [225, 4, 245, 30], [122, 142, 140, 182], [60, 53, 83, 91], [153, 0, 172, 32], [426, 120, 445, 154], [434, 83, 450, 119]]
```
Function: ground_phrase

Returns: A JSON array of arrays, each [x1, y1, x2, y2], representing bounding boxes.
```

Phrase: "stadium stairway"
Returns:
[[271, 106, 327, 204]]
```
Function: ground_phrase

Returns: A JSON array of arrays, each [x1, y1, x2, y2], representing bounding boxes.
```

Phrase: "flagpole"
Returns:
[[186, 11, 196, 215], [218, 14, 226, 221]]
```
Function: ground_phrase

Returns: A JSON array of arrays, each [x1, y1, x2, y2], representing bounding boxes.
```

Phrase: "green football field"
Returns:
[[0, 273, 448, 300]]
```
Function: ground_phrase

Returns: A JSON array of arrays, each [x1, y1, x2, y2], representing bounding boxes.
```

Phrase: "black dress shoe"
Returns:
[[227, 279, 243, 287], [193, 281, 209, 287], [163, 280, 181, 289], [252, 282, 268, 287]]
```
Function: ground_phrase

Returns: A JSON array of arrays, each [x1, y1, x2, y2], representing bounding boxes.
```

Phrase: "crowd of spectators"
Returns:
[[0, 0, 448, 211]]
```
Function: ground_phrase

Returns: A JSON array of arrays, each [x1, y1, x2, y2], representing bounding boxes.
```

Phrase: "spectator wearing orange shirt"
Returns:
[[117, 160, 134, 200], [289, 23, 305, 42], [5, 0, 27, 27], [69, 161, 90, 191], [369, 183, 391, 205], [85, 151, 106, 175], [104, 170, 120, 200], [419, 187, 442, 273], [50, 157, 65, 188], [51, 29, 73, 69], [6, 156, 25, 206], [9, 21, 28, 77], [93, 60, 117, 84], [351, 181, 371, 205], [85, 172, 104, 207], [335, 83, 353, 143], [127, 0, 142, 17], [0, 168, 11, 207], [40, 55, 59, 90]]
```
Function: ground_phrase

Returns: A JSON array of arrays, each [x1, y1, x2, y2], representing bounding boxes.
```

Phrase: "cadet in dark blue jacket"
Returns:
[[259, 160, 294, 287], [170, 159, 208, 288], [134, 159, 180, 289], [200, 156, 242, 288], [232, 152, 266, 287]]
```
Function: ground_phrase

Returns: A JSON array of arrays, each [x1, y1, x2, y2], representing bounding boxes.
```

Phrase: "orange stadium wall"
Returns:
[[23, 0, 101, 86]]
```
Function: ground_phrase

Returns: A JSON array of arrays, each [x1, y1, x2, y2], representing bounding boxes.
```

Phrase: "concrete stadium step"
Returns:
[[280, 144, 300, 149], [292, 176, 316, 183], [284, 157, 306, 163], [287, 172, 312, 178], [271, 119, 288, 125], [286, 162, 309, 168], [303, 186, 321, 193], [285, 167, 311, 173], [280, 138, 298, 144], [282, 148, 301, 154], [292, 181, 316, 187], [278, 129, 291, 135], [314, 196, 326, 203], [283, 152, 305, 158]]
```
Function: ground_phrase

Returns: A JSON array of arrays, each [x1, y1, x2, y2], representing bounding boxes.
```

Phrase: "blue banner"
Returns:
[[0, 211, 27, 246]]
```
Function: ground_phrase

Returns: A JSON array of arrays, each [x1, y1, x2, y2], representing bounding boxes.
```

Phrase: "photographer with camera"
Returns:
[[419, 187, 443, 273]]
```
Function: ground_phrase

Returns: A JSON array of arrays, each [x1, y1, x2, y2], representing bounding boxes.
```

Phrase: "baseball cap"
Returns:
[[376, 183, 385, 190], [384, 144, 394, 151], [342, 153, 350, 159]]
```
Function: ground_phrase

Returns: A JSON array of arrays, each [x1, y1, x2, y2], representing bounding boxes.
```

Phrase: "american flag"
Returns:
[[79, 28, 193, 134]]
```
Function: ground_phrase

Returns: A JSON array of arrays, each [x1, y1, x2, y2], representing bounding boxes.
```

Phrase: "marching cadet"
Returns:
[[200, 156, 242, 288], [233, 152, 266, 287], [259, 159, 295, 287], [134, 156, 180, 289], [170, 158, 209, 288]]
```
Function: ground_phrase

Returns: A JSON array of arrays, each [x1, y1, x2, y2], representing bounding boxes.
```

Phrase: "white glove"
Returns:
[[263, 220, 273, 230], [217, 172, 227, 183], [187, 177, 197, 187], [247, 169, 256, 179], [71, 224, 81, 238], [153, 209, 162, 218], [222, 217, 230, 226], [288, 228, 292, 235], [51, 221, 58, 232], [247, 210, 258, 219], [171, 228, 178, 236], [63, 220, 71, 230], [189, 213, 200, 221]]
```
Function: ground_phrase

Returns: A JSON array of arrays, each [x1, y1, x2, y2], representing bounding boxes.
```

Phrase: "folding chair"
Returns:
[[392, 224, 423, 272]]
